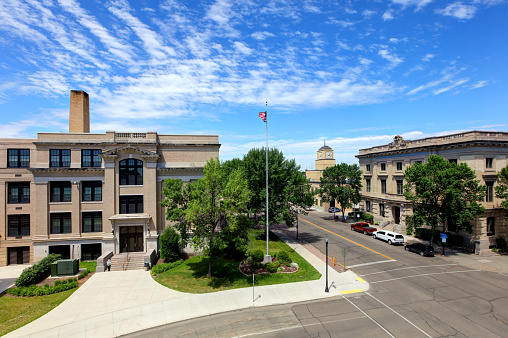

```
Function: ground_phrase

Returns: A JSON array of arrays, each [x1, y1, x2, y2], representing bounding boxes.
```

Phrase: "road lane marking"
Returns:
[[299, 218, 394, 261], [348, 260, 396, 268], [341, 289, 364, 295], [366, 292, 432, 338], [359, 263, 459, 276], [369, 269, 482, 284], [343, 296, 396, 338], [355, 277, 367, 283]]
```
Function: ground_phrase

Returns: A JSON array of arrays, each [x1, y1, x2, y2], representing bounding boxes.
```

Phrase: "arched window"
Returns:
[[119, 159, 143, 185]]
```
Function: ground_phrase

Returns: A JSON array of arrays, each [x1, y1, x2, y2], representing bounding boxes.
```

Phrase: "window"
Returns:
[[486, 181, 494, 202], [119, 159, 143, 185], [381, 179, 386, 194], [50, 182, 72, 202], [50, 149, 71, 167], [380, 204, 385, 217], [486, 158, 493, 169], [415, 160, 422, 164], [380, 163, 386, 171], [8, 215, 30, 237], [366, 179, 371, 193], [8, 182, 30, 203], [366, 164, 371, 172], [8, 149, 30, 168], [82, 181, 102, 201], [81, 149, 102, 168], [448, 159, 457, 164], [397, 180, 404, 195], [82, 212, 102, 232], [366, 201, 371, 212], [396, 162, 402, 171], [120, 195, 143, 214], [487, 217, 495, 236], [50, 213, 72, 234]]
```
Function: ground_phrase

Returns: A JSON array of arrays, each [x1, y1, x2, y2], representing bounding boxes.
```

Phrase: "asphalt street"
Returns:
[[123, 211, 508, 337]]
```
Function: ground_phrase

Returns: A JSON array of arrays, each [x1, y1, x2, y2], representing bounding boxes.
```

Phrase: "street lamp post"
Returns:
[[325, 237, 329, 293], [296, 212, 299, 240]]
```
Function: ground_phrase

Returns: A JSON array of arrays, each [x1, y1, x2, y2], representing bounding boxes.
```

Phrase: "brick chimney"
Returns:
[[69, 90, 90, 133]]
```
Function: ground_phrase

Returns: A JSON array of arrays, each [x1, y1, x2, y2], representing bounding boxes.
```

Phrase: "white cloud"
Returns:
[[251, 31, 275, 40], [437, 2, 477, 19], [433, 78, 469, 95], [422, 53, 435, 61], [471, 80, 489, 89], [233, 41, 252, 55], [362, 9, 376, 18], [390, 0, 434, 11], [378, 49, 404, 66], [382, 11, 395, 21]]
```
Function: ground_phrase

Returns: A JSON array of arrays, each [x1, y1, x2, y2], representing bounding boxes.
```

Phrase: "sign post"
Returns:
[[440, 233, 447, 256]]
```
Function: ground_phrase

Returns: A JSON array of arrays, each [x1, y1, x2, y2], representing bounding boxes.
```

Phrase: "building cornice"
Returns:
[[28, 167, 104, 173]]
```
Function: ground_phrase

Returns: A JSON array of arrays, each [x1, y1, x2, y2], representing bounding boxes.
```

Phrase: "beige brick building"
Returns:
[[0, 91, 220, 266], [356, 132, 508, 253], [305, 142, 336, 211]]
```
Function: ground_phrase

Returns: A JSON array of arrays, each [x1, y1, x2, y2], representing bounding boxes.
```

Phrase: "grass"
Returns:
[[0, 260, 95, 336], [0, 289, 76, 336], [155, 230, 321, 293]]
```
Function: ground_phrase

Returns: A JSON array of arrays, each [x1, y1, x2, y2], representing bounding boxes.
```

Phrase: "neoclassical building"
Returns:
[[305, 142, 336, 211], [0, 90, 220, 266], [356, 132, 508, 253]]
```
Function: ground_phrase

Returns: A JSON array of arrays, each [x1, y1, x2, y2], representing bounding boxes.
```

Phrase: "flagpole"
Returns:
[[265, 101, 270, 261]]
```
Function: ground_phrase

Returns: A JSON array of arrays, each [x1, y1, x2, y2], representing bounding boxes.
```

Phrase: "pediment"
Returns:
[[100, 145, 160, 159]]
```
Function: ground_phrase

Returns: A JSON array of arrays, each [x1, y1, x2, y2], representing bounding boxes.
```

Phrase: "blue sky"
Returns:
[[1, 0, 507, 169]]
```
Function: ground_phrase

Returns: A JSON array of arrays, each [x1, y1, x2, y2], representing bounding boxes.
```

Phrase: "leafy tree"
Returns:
[[161, 158, 250, 278], [318, 163, 363, 219], [240, 147, 314, 227], [495, 164, 508, 219], [159, 226, 183, 262], [403, 155, 486, 245]]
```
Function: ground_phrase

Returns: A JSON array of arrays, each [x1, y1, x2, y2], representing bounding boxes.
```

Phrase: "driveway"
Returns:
[[0, 264, 31, 293]]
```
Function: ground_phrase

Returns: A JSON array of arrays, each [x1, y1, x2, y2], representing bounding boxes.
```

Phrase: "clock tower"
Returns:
[[316, 141, 335, 170]]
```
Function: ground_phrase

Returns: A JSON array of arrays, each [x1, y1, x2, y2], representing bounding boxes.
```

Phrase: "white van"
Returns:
[[372, 230, 404, 245]]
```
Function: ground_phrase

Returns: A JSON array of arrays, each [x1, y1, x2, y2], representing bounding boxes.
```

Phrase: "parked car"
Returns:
[[328, 207, 341, 213], [405, 243, 435, 256], [372, 230, 404, 245], [350, 222, 377, 235]]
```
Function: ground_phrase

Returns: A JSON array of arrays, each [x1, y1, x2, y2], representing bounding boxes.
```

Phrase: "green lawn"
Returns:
[[155, 231, 321, 293], [0, 260, 95, 336], [0, 289, 76, 336]]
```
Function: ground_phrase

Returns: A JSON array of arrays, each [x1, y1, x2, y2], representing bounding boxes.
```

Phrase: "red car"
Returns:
[[351, 222, 377, 235]]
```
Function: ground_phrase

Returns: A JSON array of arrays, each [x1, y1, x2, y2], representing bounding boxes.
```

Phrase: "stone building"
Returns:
[[305, 142, 336, 211], [0, 90, 220, 266], [356, 132, 508, 253]]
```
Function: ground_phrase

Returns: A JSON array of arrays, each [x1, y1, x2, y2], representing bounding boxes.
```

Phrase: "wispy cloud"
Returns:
[[437, 2, 477, 19], [433, 78, 469, 95]]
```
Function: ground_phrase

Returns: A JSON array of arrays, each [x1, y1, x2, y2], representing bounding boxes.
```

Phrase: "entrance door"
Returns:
[[8, 247, 30, 265], [120, 226, 144, 253], [393, 207, 400, 224]]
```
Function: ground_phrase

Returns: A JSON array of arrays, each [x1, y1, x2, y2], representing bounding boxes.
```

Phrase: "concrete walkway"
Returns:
[[5, 230, 368, 338], [0, 264, 31, 293]]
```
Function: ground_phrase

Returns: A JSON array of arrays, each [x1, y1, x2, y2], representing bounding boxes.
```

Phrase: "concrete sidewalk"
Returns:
[[0, 264, 31, 294], [5, 230, 368, 338]]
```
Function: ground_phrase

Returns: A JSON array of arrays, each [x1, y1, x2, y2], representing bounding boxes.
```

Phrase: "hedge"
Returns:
[[151, 259, 184, 276], [7, 278, 77, 297], [15, 254, 61, 288]]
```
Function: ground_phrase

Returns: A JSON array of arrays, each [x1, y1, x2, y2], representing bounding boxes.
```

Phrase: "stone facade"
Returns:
[[305, 143, 336, 211], [0, 91, 220, 266], [356, 131, 508, 253]]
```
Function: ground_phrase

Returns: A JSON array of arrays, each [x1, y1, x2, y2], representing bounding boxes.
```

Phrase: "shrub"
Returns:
[[7, 279, 78, 297], [78, 269, 90, 280], [266, 261, 281, 273], [250, 249, 264, 263], [151, 259, 184, 276], [275, 251, 292, 264], [361, 213, 374, 222], [159, 226, 183, 263], [15, 254, 61, 288]]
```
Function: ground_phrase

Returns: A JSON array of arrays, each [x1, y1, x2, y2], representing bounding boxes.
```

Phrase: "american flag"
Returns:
[[259, 111, 267, 122]]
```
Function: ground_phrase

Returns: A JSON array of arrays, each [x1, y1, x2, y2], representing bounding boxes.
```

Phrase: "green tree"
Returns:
[[159, 226, 183, 262], [403, 155, 486, 245], [495, 164, 508, 219], [161, 158, 250, 278], [240, 147, 314, 227], [318, 163, 363, 219]]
